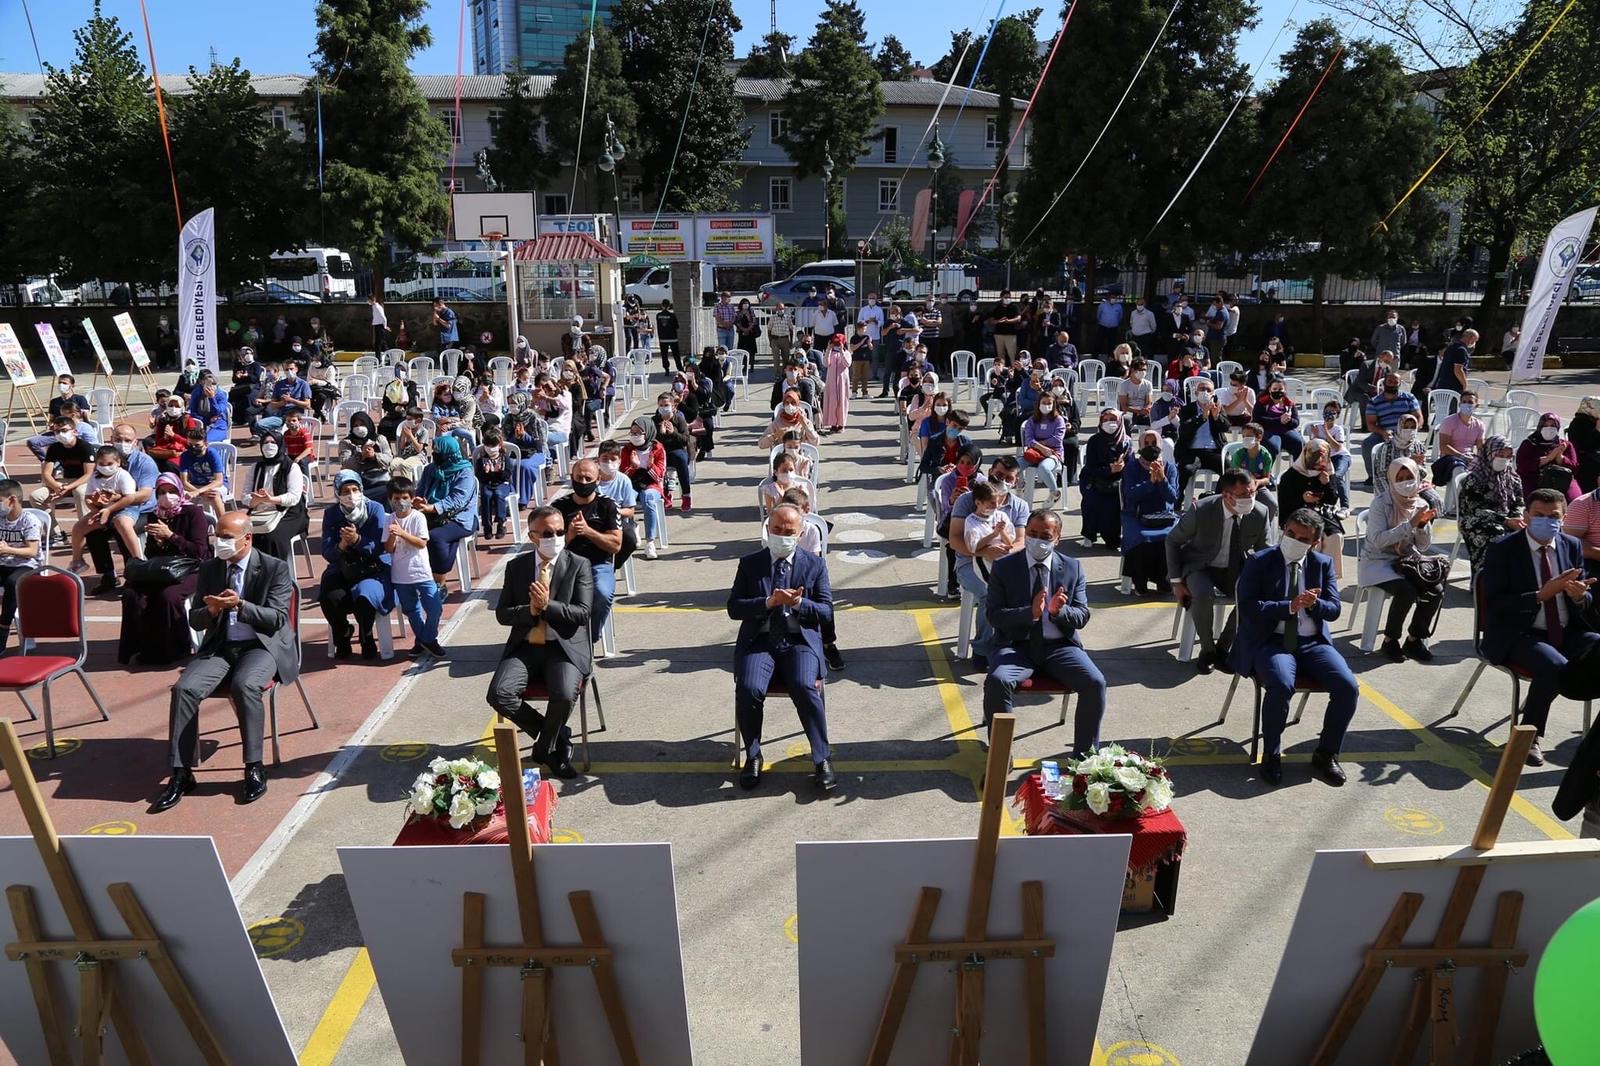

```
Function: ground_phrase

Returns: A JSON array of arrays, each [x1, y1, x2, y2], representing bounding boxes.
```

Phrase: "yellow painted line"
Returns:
[[614, 602, 959, 614], [297, 948, 376, 1066]]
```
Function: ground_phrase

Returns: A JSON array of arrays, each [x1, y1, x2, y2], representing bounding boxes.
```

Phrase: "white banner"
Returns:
[[178, 207, 219, 374], [0, 324, 38, 386], [82, 318, 115, 378], [1511, 205, 1597, 383], [33, 322, 71, 377], [113, 312, 151, 370], [692, 215, 776, 266]]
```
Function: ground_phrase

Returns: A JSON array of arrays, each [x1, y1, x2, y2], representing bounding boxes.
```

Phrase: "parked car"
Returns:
[[883, 263, 979, 303], [758, 276, 857, 303], [230, 283, 322, 304], [624, 263, 716, 307]]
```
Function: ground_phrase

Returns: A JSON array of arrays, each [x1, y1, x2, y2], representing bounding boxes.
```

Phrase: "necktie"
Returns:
[[1284, 561, 1301, 652], [1227, 516, 1244, 575], [527, 562, 553, 645], [770, 559, 791, 637], [1540, 546, 1564, 647]]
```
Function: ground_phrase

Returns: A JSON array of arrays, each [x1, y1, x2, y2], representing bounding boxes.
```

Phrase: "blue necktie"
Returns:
[[771, 559, 791, 637]]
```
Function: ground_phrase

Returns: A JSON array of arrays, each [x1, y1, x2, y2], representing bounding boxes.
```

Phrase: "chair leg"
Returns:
[[1219, 674, 1241, 723], [586, 673, 606, 733], [730, 704, 742, 769], [376, 615, 394, 660], [1058, 692, 1070, 726], [73, 668, 111, 722], [1291, 691, 1309, 726], [15, 690, 38, 723], [269, 689, 281, 766], [1250, 681, 1262, 764], [1443, 661, 1486, 720], [295, 679, 321, 728], [579, 683, 591, 772], [42, 681, 55, 758]]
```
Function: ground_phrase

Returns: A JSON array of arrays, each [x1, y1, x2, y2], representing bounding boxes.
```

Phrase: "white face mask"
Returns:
[[629, 434, 646, 448], [95, 464, 118, 477], [782, 403, 799, 416], [58, 383, 71, 394], [340, 492, 365, 514], [1025, 536, 1055, 563], [1226, 493, 1256, 515], [55, 432, 74, 445], [1279, 536, 1312, 565], [1459, 404, 1475, 416], [214, 536, 240, 560], [1541, 426, 1558, 441], [1394, 479, 1420, 498], [353, 426, 369, 439], [394, 498, 413, 514], [1243, 436, 1259, 449], [1491, 457, 1511, 472], [1040, 404, 1055, 415], [933, 405, 949, 416], [1197, 392, 1214, 404], [599, 460, 619, 476], [1099, 421, 1118, 436], [657, 406, 673, 418], [921, 384, 936, 395], [1396, 428, 1415, 443], [775, 469, 792, 484], [114, 440, 135, 456], [768, 533, 800, 561], [535, 534, 564, 561], [261, 443, 280, 459]]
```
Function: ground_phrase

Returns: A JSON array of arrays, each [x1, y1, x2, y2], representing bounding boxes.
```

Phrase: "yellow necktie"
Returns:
[[527, 562, 553, 645]]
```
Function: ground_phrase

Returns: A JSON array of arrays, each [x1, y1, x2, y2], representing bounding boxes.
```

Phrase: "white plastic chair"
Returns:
[[1183, 468, 1217, 509], [1282, 376, 1309, 411], [951, 350, 978, 403], [1099, 377, 1124, 417], [1182, 376, 1209, 403], [1504, 388, 1537, 410], [88, 388, 118, 434], [1170, 595, 1232, 663], [1429, 389, 1460, 419], [382, 348, 407, 366], [407, 355, 436, 380], [1216, 360, 1243, 382], [724, 349, 750, 406], [626, 348, 653, 399], [352, 355, 379, 378], [1502, 406, 1539, 440], [956, 586, 981, 659], [342, 375, 372, 405], [440, 349, 463, 379], [1309, 387, 1340, 415], [1077, 359, 1106, 411]]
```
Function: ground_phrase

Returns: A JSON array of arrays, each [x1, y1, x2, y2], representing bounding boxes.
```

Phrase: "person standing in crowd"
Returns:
[[712, 291, 738, 350], [1370, 309, 1407, 364], [1096, 293, 1124, 355], [982, 509, 1107, 755], [1176, 377, 1230, 496], [1120, 428, 1179, 596], [153, 511, 296, 811], [991, 291, 1022, 361], [848, 321, 874, 399], [1432, 327, 1476, 395], [728, 503, 836, 791], [858, 292, 884, 371], [383, 478, 447, 660], [118, 473, 212, 665], [1129, 296, 1157, 354], [370, 293, 389, 358], [1167, 470, 1268, 674], [1232, 510, 1358, 786], [765, 300, 794, 367], [1517, 412, 1581, 504], [487, 505, 593, 779], [1460, 436, 1526, 573], [651, 298, 680, 373], [1568, 396, 1600, 492], [1080, 411, 1130, 549], [1480, 489, 1600, 767], [1432, 389, 1485, 486], [431, 297, 458, 353], [319, 471, 393, 660], [822, 333, 851, 434]]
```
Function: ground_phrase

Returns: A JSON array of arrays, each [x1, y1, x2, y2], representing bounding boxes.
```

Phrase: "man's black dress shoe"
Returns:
[[1311, 750, 1347, 786], [151, 768, 196, 812], [241, 763, 268, 804], [1260, 753, 1283, 785], [815, 759, 837, 791], [739, 756, 763, 790]]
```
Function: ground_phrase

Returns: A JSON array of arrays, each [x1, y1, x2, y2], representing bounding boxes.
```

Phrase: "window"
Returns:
[[882, 126, 898, 163], [985, 115, 1000, 149], [619, 177, 644, 213], [769, 111, 787, 145], [440, 108, 462, 145], [442, 178, 465, 193], [269, 107, 287, 131], [542, 193, 569, 216], [878, 178, 900, 214], [487, 108, 505, 140], [769, 178, 792, 212]]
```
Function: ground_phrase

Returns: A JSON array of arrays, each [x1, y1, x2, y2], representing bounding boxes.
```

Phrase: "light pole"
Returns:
[[926, 123, 946, 297], [821, 152, 834, 256], [596, 114, 626, 215]]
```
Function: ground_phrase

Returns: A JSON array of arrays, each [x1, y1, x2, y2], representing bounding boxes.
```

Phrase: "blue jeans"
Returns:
[[665, 447, 693, 496], [426, 519, 473, 575], [639, 488, 664, 540], [480, 481, 512, 526], [1330, 452, 1351, 508], [590, 560, 615, 640], [1248, 638, 1359, 757], [716, 326, 736, 349], [516, 454, 546, 502], [1506, 629, 1600, 734], [253, 415, 284, 435], [1360, 432, 1388, 483], [396, 580, 443, 645], [955, 561, 994, 658], [1263, 429, 1303, 460], [1029, 455, 1063, 493]]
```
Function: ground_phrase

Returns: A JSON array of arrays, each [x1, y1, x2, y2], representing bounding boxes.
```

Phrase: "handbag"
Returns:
[[125, 555, 199, 588], [1539, 463, 1574, 493], [1023, 444, 1052, 466], [1138, 511, 1179, 530], [1395, 550, 1450, 600]]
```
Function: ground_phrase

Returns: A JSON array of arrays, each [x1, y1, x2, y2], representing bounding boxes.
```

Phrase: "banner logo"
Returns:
[[184, 237, 210, 277], [1551, 236, 1580, 277]]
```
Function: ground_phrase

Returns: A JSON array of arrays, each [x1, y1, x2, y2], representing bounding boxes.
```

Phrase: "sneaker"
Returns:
[[643, 540, 658, 560], [1402, 638, 1434, 662], [1379, 639, 1405, 663], [67, 559, 88, 575], [680, 497, 691, 513]]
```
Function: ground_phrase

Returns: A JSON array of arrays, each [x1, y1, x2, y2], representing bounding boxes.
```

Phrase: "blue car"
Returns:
[[758, 275, 857, 304]]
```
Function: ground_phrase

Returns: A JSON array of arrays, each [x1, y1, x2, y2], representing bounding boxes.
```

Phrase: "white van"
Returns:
[[268, 247, 357, 300], [624, 263, 715, 307]]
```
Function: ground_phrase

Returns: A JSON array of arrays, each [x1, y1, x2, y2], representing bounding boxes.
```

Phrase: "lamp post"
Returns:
[[821, 151, 834, 256], [595, 114, 627, 215], [926, 123, 946, 299]]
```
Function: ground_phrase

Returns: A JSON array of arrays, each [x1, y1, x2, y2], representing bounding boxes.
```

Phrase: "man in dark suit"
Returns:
[[486, 505, 594, 779], [982, 509, 1107, 756], [1232, 509, 1359, 786], [1166, 470, 1270, 675], [1480, 488, 1599, 766], [153, 510, 298, 811], [727, 503, 835, 791]]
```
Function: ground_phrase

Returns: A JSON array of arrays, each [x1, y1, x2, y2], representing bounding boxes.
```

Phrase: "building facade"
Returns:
[[0, 71, 1027, 256], [470, 0, 622, 74]]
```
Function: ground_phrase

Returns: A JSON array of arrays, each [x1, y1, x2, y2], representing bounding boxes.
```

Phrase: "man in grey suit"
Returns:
[[153, 510, 299, 811], [1165, 469, 1269, 675]]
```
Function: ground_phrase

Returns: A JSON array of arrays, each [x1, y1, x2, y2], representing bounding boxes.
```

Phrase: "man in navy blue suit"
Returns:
[[727, 503, 836, 791], [1232, 508, 1359, 786], [982, 509, 1107, 756], [1480, 487, 1599, 767]]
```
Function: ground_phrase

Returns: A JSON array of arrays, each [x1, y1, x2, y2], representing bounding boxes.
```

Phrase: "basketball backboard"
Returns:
[[451, 192, 537, 241]]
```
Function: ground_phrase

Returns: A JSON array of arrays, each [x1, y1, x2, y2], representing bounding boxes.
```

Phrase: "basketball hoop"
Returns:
[[482, 231, 506, 245]]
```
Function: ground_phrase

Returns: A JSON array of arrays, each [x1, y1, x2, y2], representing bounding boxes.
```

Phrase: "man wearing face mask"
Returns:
[[1370, 309, 1407, 365], [982, 510, 1106, 755], [1232, 510, 1358, 786], [81, 423, 160, 593], [29, 380, 98, 462], [1176, 380, 1231, 496], [487, 506, 594, 778], [1360, 371, 1421, 488], [1479, 489, 1600, 766], [728, 503, 836, 790], [318, 471, 394, 660], [769, 355, 818, 410], [1129, 297, 1157, 353], [1166, 470, 1270, 674], [30, 415, 96, 521], [552, 458, 623, 645], [154, 510, 298, 811]]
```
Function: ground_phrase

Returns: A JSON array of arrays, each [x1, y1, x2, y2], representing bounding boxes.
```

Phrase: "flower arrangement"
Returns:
[[407, 757, 505, 830], [1061, 744, 1174, 819]]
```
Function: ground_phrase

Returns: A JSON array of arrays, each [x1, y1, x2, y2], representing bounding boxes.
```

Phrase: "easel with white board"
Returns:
[[111, 314, 159, 403], [0, 323, 49, 433], [81, 318, 120, 399]]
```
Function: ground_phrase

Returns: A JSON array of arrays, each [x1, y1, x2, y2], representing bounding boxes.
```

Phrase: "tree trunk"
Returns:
[[1310, 270, 1326, 361], [1475, 229, 1514, 344], [1142, 241, 1162, 304]]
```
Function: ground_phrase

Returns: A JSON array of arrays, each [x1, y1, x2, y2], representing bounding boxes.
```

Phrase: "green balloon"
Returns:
[[1535, 896, 1600, 1064]]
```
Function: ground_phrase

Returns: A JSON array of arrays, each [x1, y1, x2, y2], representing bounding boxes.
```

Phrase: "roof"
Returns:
[[512, 232, 624, 263], [0, 71, 1021, 109]]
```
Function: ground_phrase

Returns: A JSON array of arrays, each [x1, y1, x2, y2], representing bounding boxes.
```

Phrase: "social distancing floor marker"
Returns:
[[1100, 1039, 1181, 1065], [247, 916, 305, 959], [27, 737, 79, 758], [784, 913, 799, 944], [82, 819, 138, 835], [379, 742, 430, 763], [1383, 806, 1446, 836]]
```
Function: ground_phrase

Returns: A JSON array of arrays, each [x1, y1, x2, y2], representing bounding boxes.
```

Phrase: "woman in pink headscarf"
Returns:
[[118, 473, 214, 665], [822, 332, 851, 434]]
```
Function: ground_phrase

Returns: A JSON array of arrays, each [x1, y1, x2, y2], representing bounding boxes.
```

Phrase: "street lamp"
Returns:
[[926, 123, 946, 295], [821, 151, 834, 255]]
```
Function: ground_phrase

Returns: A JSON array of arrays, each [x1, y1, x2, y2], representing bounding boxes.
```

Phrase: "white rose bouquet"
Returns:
[[407, 757, 507, 830], [1061, 744, 1173, 819]]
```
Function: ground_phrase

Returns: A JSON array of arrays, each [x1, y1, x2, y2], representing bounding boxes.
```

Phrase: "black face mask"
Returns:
[[1139, 445, 1161, 462], [570, 480, 597, 498]]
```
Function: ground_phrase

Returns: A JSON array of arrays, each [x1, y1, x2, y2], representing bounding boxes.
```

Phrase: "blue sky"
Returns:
[[1, 0, 1306, 78]]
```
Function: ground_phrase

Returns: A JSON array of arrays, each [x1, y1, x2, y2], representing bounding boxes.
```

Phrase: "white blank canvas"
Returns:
[[1248, 847, 1600, 1063], [796, 834, 1131, 1066], [338, 841, 693, 1066], [0, 836, 295, 1066]]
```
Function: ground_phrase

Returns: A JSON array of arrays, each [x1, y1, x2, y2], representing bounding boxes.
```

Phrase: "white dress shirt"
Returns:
[[225, 551, 257, 642], [1033, 560, 1066, 641], [1274, 556, 1318, 637], [1209, 510, 1238, 570]]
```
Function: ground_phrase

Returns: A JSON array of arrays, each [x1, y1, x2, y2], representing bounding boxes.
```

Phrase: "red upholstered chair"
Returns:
[[0, 566, 110, 757], [514, 674, 605, 771]]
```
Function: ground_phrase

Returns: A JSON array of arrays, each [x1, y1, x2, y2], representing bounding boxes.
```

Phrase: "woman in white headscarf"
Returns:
[[1279, 438, 1345, 578], [1358, 457, 1443, 663]]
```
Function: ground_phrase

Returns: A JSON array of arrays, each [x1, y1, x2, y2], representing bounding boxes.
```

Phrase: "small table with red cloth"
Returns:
[[392, 778, 560, 846], [1014, 772, 1187, 915]]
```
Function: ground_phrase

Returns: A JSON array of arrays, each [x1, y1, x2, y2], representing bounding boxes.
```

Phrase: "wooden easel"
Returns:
[[867, 714, 1054, 1066], [1311, 724, 1552, 1066], [0, 719, 230, 1066], [125, 361, 159, 407], [9, 383, 48, 434], [451, 724, 641, 1066]]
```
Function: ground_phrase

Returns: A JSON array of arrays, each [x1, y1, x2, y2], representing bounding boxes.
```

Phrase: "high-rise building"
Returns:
[[470, 0, 621, 75]]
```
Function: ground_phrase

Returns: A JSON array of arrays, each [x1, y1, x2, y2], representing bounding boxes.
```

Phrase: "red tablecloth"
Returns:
[[1015, 772, 1186, 875], [392, 778, 559, 846]]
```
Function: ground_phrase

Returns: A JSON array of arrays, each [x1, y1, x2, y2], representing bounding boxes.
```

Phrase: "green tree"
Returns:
[[778, 0, 885, 254], [485, 69, 554, 193], [740, 31, 795, 78], [1012, 0, 1258, 296], [0, 119, 48, 297], [983, 10, 1044, 226], [169, 60, 309, 289], [544, 18, 639, 213], [930, 29, 980, 86], [616, 0, 748, 212], [299, 0, 449, 296], [28, 2, 170, 288], [873, 35, 918, 80], [1242, 21, 1442, 350]]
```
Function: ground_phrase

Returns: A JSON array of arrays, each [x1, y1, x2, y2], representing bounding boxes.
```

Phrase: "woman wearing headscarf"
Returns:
[[243, 428, 308, 561], [414, 434, 479, 589], [118, 473, 212, 665], [338, 410, 390, 467], [187, 374, 231, 443], [1358, 458, 1443, 662], [758, 388, 820, 449], [504, 408, 547, 503], [1459, 435, 1525, 572], [319, 470, 394, 659], [1119, 427, 1180, 595], [309, 346, 341, 420], [1079, 410, 1131, 549], [821, 332, 851, 434], [1280, 438, 1346, 578], [621, 418, 668, 558], [1568, 396, 1600, 491], [653, 390, 695, 510], [1516, 412, 1581, 503]]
